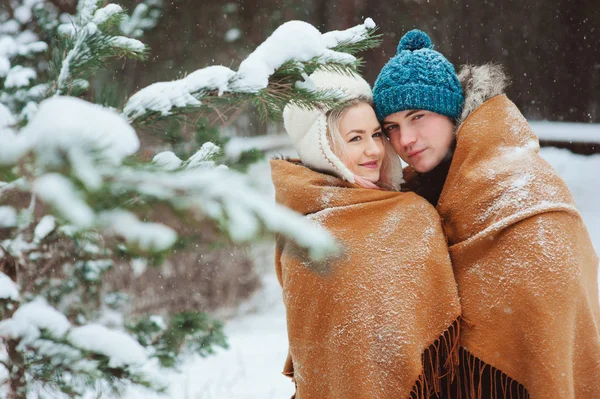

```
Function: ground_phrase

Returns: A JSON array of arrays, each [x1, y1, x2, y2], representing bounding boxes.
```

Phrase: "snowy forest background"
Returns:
[[0, 0, 599, 398], [106, 0, 600, 124]]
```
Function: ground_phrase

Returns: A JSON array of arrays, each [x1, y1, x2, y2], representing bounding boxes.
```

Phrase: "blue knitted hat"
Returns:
[[373, 29, 463, 121]]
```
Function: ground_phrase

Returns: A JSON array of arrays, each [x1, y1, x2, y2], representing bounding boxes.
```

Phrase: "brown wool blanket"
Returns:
[[437, 95, 600, 398], [271, 159, 462, 399]]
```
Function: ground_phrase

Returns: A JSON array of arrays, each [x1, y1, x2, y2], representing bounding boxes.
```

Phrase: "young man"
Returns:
[[373, 29, 600, 398]]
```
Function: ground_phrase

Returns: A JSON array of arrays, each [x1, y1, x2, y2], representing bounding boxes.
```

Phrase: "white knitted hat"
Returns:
[[283, 70, 374, 183]]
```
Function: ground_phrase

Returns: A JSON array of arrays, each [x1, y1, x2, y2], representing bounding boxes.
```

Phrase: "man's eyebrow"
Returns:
[[383, 110, 420, 124], [405, 109, 419, 118]]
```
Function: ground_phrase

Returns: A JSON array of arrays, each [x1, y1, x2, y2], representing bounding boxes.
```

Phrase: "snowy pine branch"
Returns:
[[127, 311, 228, 368], [122, 18, 380, 123], [0, 1, 54, 114], [0, 295, 164, 397], [120, 0, 163, 38], [1, 0, 156, 116], [327, 22, 381, 55], [112, 164, 337, 259], [54, 9, 147, 96], [1, 93, 337, 258], [0, 5, 366, 397]]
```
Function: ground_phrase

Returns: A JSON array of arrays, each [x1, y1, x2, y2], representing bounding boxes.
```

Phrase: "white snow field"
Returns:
[[126, 125, 600, 399]]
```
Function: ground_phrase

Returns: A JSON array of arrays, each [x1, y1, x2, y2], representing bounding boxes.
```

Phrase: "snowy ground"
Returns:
[[126, 272, 294, 399], [126, 141, 600, 399]]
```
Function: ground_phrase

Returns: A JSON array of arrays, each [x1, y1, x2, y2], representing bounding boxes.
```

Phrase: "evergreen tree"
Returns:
[[0, 1, 380, 397]]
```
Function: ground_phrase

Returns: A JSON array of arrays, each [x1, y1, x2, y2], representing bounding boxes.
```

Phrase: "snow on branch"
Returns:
[[33, 173, 95, 228], [123, 65, 235, 120], [120, 0, 163, 38], [0, 272, 19, 301], [0, 207, 18, 228], [321, 17, 376, 47], [97, 210, 177, 252], [2, 93, 336, 258], [17, 96, 139, 167], [68, 324, 148, 368], [55, 2, 147, 97], [4, 66, 37, 88], [0, 297, 151, 378], [113, 166, 338, 259], [122, 18, 379, 122], [183, 142, 221, 169], [0, 103, 15, 127], [0, 299, 70, 342], [152, 151, 182, 170], [92, 4, 124, 25], [228, 19, 369, 92], [77, 0, 101, 27], [0, 31, 48, 76], [33, 215, 56, 242]]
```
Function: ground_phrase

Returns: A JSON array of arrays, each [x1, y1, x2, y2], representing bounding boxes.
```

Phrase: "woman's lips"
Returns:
[[360, 161, 379, 169]]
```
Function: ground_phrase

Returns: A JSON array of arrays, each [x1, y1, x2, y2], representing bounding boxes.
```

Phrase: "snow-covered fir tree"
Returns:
[[0, 0, 379, 397]]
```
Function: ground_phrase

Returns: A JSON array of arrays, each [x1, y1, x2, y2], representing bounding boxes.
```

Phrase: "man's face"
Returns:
[[382, 110, 454, 173]]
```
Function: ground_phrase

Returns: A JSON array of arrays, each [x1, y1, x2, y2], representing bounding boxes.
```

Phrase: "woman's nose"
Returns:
[[364, 138, 381, 156]]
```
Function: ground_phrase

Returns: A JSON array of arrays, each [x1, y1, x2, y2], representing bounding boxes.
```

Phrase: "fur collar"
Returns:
[[457, 64, 510, 125]]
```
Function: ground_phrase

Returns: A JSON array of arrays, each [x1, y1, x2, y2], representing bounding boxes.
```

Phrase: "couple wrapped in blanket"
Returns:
[[271, 30, 600, 399]]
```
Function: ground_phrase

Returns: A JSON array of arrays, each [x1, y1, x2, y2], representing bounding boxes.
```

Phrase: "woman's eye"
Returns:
[[373, 132, 383, 138], [349, 136, 361, 142]]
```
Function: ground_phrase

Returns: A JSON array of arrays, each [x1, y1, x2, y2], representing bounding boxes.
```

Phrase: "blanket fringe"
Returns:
[[409, 317, 461, 399], [450, 347, 530, 399], [408, 319, 530, 399]]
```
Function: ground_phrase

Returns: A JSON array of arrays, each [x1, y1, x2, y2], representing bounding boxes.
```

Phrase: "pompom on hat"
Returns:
[[373, 29, 464, 121], [283, 70, 371, 184]]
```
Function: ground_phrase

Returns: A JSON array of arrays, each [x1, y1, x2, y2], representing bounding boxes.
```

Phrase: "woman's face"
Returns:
[[338, 103, 385, 183], [382, 110, 454, 173]]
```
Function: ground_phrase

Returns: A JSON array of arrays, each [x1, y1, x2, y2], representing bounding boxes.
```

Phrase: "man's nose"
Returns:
[[399, 128, 417, 148]]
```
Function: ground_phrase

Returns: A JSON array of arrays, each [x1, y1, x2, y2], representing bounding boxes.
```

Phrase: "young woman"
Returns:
[[271, 69, 461, 398], [373, 29, 600, 398]]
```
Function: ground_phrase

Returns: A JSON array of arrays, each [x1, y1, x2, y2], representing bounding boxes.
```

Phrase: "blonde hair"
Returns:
[[326, 98, 398, 191]]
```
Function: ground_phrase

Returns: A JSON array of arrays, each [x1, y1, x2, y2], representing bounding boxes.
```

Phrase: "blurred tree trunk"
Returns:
[[551, 0, 599, 122], [313, 0, 366, 31], [46, 0, 77, 14], [315, 0, 328, 30]]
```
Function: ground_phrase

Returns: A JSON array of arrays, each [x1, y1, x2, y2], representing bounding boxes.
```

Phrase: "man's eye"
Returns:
[[384, 125, 397, 132], [412, 114, 424, 121]]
